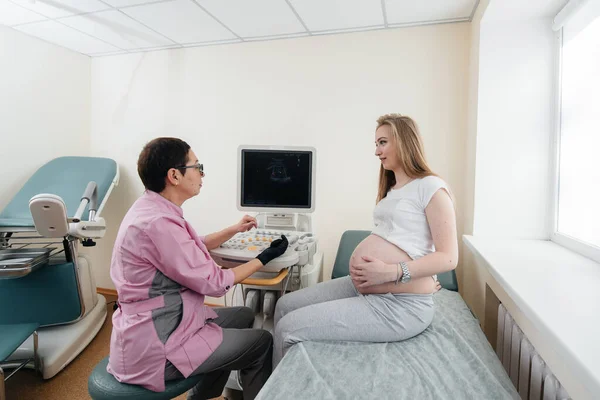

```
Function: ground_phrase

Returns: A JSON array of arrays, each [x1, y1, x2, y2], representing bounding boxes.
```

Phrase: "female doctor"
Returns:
[[107, 137, 288, 400]]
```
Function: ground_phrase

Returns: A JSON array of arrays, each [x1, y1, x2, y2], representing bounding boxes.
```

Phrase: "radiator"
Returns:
[[496, 304, 571, 400]]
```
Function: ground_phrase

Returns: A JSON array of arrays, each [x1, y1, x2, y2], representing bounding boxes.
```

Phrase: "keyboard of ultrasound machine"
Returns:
[[213, 229, 316, 272], [220, 230, 299, 254]]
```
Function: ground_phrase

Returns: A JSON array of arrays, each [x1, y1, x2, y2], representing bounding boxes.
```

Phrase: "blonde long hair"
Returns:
[[376, 114, 437, 203]]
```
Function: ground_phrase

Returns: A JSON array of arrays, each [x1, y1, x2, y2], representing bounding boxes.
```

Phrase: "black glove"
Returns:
[[256, 235, 289, 266]]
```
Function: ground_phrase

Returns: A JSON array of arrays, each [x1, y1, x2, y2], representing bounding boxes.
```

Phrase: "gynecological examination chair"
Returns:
[[0, 156, 118, 399]]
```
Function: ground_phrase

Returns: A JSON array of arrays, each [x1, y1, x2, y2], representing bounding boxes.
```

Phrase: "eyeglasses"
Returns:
[[176, 163, 204, 177]]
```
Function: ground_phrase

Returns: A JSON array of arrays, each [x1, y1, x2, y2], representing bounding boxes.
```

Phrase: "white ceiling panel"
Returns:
[[15, 20, 119, 54], [243, 32, 307, 42], [196, 0, 306, 38], [3, 0, 483, 56], [60, 9, 174, 50], [0, 0, 46, 26], [385, 0, 475, 25], [486, 0, 569, 20], [88, 49, 128, 57], [181, 38, 241, 47], [10, 0, 110, 19], [289, 0, 384, 32], [311, 24, 382, 36], [121, 0, 237, 43], [101, 0, 169, 7], [137, 44, 181, 50]]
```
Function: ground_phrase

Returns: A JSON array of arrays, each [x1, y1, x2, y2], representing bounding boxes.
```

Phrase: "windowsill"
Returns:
[[463, 235, 600, 399]]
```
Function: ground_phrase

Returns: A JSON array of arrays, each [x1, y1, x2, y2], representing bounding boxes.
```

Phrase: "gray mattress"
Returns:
[[257, 289, 519, 400]]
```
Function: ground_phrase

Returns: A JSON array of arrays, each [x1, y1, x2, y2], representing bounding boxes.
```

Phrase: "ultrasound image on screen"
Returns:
[[241, 150, 312, 209]]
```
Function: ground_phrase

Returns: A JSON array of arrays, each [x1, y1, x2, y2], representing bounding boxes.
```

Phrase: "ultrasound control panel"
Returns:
[[210, 230, 317, 272]]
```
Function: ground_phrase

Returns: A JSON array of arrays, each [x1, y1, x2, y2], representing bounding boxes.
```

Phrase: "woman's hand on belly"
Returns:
[[350, 255, 396, 289], [350, 255, 437, 295], [349, 234, 436, 294]]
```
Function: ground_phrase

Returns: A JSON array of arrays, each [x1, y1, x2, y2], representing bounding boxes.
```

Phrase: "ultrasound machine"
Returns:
[[209, 145, 322, 394]]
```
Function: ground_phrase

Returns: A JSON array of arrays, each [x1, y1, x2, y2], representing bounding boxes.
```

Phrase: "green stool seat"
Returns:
[[88, 357, 210, 400]]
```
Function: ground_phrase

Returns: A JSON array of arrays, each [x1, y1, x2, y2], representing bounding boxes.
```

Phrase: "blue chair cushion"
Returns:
[[0, 262, 82, 326], [331, 230, 371, 280], [0, 323, 39, 361], [88, 357, 212, 400], [330, 230, 458, 292], [0, 156, 117, 227]]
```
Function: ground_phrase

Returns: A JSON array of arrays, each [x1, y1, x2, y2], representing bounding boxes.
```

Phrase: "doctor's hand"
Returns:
[[256, 235, 288, 266], [234, 215, 257, 233], [350, 256, 396, 288]]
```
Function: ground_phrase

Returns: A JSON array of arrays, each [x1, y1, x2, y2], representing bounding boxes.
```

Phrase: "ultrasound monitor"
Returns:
[[237, 145, 316, 214]]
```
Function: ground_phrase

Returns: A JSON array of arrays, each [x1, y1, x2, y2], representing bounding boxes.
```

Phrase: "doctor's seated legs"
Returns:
[[165, 306, 272, 400]]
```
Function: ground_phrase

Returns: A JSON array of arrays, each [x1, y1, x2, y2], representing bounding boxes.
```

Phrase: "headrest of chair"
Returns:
[[0, 157, 118, 228]]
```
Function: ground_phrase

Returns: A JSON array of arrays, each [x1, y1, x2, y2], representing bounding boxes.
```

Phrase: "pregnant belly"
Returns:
[[350, 234, 435, 294]]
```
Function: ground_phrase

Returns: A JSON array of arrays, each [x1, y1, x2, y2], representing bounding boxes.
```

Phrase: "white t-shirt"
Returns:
[[371, 175, 449, 260]]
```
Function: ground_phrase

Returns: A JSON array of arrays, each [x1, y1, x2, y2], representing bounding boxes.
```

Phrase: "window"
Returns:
[[553, 0, 600, 262]]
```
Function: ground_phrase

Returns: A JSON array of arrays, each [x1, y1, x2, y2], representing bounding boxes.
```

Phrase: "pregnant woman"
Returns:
[[272, 113, 458, 367]]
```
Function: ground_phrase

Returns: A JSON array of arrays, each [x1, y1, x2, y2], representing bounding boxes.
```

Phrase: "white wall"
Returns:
[[0, 26, 90, 213], [89, 24, 471, 292], [461, 0, 491, 321], [462, 0, 559, 322], [474, 18, 556, 239]]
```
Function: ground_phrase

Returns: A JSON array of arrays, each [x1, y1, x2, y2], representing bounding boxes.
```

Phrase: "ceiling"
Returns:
[[0, 0, 479, 57], [484, 0, 568, 21]]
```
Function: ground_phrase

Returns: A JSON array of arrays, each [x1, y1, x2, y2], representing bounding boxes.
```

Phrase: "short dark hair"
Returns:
[[137, 137, 191, 193]]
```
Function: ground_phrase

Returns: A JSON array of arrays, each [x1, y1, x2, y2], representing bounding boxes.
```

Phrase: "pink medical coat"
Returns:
[[107, 190, 234, 392]]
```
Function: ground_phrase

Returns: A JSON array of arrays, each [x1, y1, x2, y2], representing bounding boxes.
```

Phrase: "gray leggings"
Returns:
[[273, 276, 434, 368]]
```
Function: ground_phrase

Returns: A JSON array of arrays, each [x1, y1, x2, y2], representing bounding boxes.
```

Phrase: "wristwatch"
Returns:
[[399, 261, 411, 284]]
